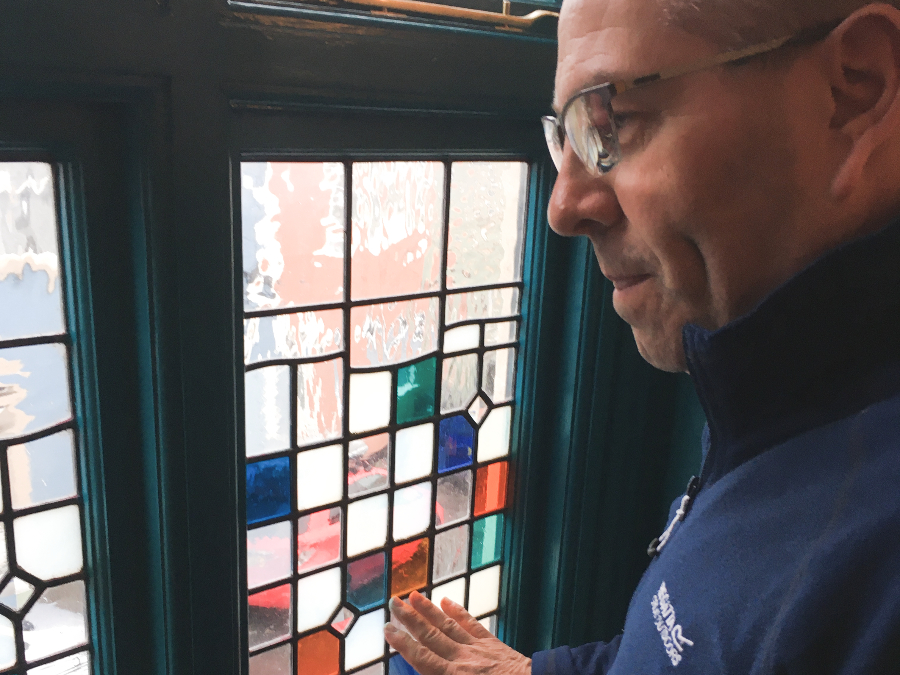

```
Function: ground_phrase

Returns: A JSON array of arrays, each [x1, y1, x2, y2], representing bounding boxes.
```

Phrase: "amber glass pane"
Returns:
[[296, 630, 340, 675], [473, 461, 508, 517], [390, 538, 429, 597]]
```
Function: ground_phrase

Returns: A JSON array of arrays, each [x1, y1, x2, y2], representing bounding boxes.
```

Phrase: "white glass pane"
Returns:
[[0, 343, 71, 442], [0, 523, 7, 579], [433, 524, 468, 583], [350, 162, 444, 301], [249, 643, 290, 675], [344, 608, 386, 670], [245, 310, 343, 364], [28, 651, 90, 675], [350, 298, 439, 367], [24, 581, 88, 662], [445, 287, 519, 326], [349, 371, 391, 434], [346, 494, 388, 557], [0, 162, 65, 342], [483, 348, 515, 404], [297, 444, 343, 511], [467, 565, 501, 617], [354, 663, 384, 675], [392, 482, 431, 541], [245, 366, 290, 458], [0, 576, 35, 610], [484, 321, 516, 347], [248, 521, 291, 589], [431, 577, 466, 611], [242, 162, 345, 311], [0, 615, 14, 670], [15, 505, 83, 580], [394, 423, 434, 485], [477, 407, 512, 462], [297, 359, 343, 447], [446, 162, 527, 290], [440, 354, 478, 414], [442, 325, 479, 354], [8, 430, 77, 509], [296, 566, 341, 633]]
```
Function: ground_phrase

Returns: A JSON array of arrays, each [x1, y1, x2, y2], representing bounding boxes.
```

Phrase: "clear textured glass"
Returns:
[[471, 514, 503, 569], [467, 565, 501, 618], [357, 662, 385, 675], [347, 552, 386, 611], [351, 162, 444, 301], [484, 320, 517, 347], [248, 584, 291, 651], [331, 606, 355, 634], [0, 163, 65, 342], [0, 615, 12, 670], [8, 430, 78, 509], [0, 576, 35, 611], [349, 371, 392, 434], [247, 521, 291, 589], [346, 494, 388, 557], [244, 309, 343, 364], [392, 482, 431, 541], [478, 615, 498, 636], [298, 507, 342, 573], [297, 630, 340, 675], [297, 444, 343, 511], [474, 460, 509, 516], [28, 652, 90, 675], [242, 162, 345, 311], [394, 423, 434, 484], [24, 580, 88, 662], [440, 354, 478, 414], [438, 416, 474, 473], [351, 298, 439, 367], [468, 396, 488, 425], [445, 287, 519, 326], [14, 505, 83, 580], [245, 366, 290, 459], [435, 470, 472, 528], [297, 359, 343, 447], [447, 162, 527, 290], [348, 433, 390, 498], [0, 343, 71, 442], [247, 457, 291, 525], [390, 538, 429, 597], [442, 325, 479, 354], [477, 406, 512, 462], [431, 577, 466, 610], [483, 348, 516, 404], [344, 608, 385, 670], [249, 643, 291, 675], [433, 524, 468, 583], [296, 566, 341, 633], [396, 358, 436, 425], [0, 524, 7, 578]]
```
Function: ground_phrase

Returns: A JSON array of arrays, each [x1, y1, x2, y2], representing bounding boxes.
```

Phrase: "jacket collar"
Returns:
[[684, 217, 900, 485]]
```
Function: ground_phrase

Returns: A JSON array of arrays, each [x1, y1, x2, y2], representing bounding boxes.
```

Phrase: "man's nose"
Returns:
[[547, 149, 624, 237]]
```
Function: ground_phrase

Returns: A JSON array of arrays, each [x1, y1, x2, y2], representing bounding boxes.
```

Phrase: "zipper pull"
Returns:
[[648, 475, 700, 558]]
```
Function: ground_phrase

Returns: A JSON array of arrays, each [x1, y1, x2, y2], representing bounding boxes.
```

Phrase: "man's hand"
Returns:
[[384, 591, 532, 675]]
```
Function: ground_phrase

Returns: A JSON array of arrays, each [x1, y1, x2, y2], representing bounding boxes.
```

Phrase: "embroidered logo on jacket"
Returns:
[[651, 582, 694, 666]]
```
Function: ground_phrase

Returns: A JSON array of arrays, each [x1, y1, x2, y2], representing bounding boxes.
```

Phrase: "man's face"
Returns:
[[550, 0, 837, 372]]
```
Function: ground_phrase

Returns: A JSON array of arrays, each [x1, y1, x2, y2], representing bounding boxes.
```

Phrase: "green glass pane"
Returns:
[[396, 358, 436, 424], [471, 514, 503, 569]]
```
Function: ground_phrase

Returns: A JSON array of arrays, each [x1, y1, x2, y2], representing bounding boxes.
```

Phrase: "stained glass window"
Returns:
[[0, 163, 92, 675], [241, 160, 527, 675]]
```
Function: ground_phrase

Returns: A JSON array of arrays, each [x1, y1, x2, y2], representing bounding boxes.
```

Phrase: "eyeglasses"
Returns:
[[543, 23, 839, 176]]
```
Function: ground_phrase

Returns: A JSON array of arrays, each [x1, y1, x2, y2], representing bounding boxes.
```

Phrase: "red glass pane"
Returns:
[[298, 507, 342, 573], [296, 630, 340, 675], [473, 461, 508, 517], [390, 538, 429, 597]]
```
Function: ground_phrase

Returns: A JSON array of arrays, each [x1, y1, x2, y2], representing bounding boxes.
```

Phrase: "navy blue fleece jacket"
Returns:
[[532, 217, 900, 674]]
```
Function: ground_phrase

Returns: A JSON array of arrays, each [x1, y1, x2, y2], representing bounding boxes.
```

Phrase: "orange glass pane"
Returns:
[[297, 630, 340, 675], [391, 538, 429, 597], [473, 461, 508, 517]]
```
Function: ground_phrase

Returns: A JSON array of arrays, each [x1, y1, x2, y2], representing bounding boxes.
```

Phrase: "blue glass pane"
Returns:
[[246, 457, 291, 525], [438, 416, 474, 473], [390, 654, 421, 675], [347, 552, 386, 611]]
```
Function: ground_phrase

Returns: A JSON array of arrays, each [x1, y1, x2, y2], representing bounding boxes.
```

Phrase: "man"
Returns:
[[385, 0, 900, 671]]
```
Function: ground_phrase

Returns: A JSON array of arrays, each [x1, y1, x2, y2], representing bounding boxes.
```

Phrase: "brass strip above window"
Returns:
[[350, 0, 558, 29]]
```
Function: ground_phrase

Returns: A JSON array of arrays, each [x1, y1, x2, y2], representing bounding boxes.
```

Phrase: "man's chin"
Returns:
[[632, 327, 689, 374]]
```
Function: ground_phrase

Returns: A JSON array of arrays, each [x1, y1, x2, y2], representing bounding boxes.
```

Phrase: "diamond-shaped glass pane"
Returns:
[[331, 606, 356, 635], [467, 395, 488, 425], [0, 576, 34, 611]]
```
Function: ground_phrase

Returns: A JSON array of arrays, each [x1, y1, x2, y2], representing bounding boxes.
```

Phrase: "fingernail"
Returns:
[[384, 623, 398, 635]]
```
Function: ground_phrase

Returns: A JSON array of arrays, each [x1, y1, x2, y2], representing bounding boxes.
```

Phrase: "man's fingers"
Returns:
[[439, 597, 495, 639], [408, 591, 476, 645], [388, 596, 461, 660], [384, 623, 452, 675]]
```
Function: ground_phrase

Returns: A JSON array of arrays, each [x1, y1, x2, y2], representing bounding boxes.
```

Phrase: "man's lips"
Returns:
[[606, 274, 652, 291]]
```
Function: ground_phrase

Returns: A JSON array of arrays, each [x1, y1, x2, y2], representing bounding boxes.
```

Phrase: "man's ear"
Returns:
[[829, 6, 900, 201]]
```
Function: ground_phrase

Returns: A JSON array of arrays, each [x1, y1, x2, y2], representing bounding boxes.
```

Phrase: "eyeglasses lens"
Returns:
[[567, 91, 618, 175], [542, 117, 564, 171]]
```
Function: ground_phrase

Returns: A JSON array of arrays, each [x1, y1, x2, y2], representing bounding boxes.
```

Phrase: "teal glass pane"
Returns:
[[438, 416, 473, 473], [471, 514, 503, 569], [396, 358, 436, 424], [247, 457, 291, 525], [347, 552, 386, 611]]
